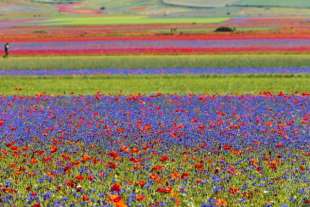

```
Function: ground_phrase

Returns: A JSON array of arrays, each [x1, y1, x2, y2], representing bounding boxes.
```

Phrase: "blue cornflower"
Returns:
[[159, 202, 167, 207], [201, 203, 215, 207], [212, 175, 221, 183], [43, 191, 52, 201], [3, 195, 13, 203], [213, 185, 223, 193], [5, 180, 11, 188]]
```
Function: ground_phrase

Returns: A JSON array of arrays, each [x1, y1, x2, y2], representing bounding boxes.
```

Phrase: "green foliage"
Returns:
[[163, 0, 238, 8], [0, 75, 309, 95], [1, 55, 310, 70]]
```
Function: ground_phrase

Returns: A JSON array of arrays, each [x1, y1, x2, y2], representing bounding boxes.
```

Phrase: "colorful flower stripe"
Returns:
[[9, 47, 310, 56], [0, 68, 309, 76], [2, 32, 310, 43], [0, 95, 309, 148], [6, 39, 310, 51]]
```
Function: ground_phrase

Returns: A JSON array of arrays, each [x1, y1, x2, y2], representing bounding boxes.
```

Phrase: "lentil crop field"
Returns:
[[0, 1, 309, 207]]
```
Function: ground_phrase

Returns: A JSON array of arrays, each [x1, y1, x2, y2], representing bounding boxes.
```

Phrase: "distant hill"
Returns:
[[162, 0, 310, 8], [1, 0, 310, 20]]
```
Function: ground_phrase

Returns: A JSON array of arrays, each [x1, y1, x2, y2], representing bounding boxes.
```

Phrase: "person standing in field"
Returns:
[[3, 43, 9, 58]]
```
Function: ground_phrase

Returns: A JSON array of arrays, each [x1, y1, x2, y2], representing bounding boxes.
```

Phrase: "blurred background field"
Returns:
[[2, 0, 310, 19]]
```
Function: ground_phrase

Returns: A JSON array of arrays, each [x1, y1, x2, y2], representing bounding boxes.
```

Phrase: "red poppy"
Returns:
[[181, 172, 190, 180], [107, 161, 117, 169], [223, 144, 232, 151], [43, 156, 52, 163], [196, 178, 204, 184], [149, 173, 161, 183], [129, 157, 141, 163], [170, 171, 180, 180], [111, 183, 121, 192], [249, 158, 259, 167], [10, 145, 18, 151], [81, 154, 91, 162], [87, 175, 95, 182], [35, 150, 45, 156], [6, 142, 16, 148], [108, 151, 120, 159], [160, 155, 169, 162], [22, 145, 30, 151], [268, 159, 280, 171], [32, 203, 41, 207], [82, 194, 89, 201], [0, 119, 4, 126], [61, 153, 71, 161], [215, 198, 228, 207], [156, 186, 172, 193], [229, 186, 240, 195], [98, 171, 105, 178], [120, 145, 129, 153], [108, 194, 127, 207], [151, 165, 164, 172], [265, 121, 273, 127], [117, 127, 125, 133], [109, 194, 122, 202], [194, 162, 204, 171], [136, 180, 146, 188], [136, 194, 145, 201], [143, 124, 152, 132], [131, 147, 139, 154], [65, 179, 76, 188], [95, 91, 101, 100], [50, 145, 58, 153], [75, 174, 84, 181], [30, 158, 38, 165]]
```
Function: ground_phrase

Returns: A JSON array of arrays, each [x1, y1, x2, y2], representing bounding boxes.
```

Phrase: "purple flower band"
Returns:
[[0, 67, 309, 76]]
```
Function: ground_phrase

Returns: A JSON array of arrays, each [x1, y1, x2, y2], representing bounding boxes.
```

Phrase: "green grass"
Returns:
[[236, 0, 310, 8], [0, 75, 309, 96], [163, 0, 238, 8], [43, 16, 228, 26], [1, 55, 310, 70]]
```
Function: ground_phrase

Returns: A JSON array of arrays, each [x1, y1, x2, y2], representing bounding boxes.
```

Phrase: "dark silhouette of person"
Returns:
[[3, 43, 9, 58]]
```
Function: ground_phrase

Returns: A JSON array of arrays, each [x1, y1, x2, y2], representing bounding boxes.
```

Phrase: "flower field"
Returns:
[[4, 35, 310, 56], [0, 95, 309, 206], [1, 1, 310, 206]]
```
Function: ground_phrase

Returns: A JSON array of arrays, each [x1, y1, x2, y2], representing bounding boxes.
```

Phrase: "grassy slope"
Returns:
[[0, 75, 308, 95], [0, 0, 57, 19], [1, 55, 310, 70], [2, 0, 310, 20], [163, 0, 238, 8], [44, 16, 227, 26]]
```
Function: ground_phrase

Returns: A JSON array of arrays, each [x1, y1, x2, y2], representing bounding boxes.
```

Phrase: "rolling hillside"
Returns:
[[1, 0, 310, 20]]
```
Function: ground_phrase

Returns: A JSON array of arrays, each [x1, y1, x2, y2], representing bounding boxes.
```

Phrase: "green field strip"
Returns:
[[1, 54, 310, 70], [0, 75, 309, 96]]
